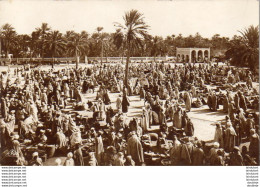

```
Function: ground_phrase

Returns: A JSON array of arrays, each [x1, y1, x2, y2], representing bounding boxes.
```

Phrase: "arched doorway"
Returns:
[[191, 50, 196, 63], [181, 54, 185, 62], [197, 50, 203, 62], [186, 55, 189, 63], [177, 54, 181, 62], [204, 50, 209, 62]]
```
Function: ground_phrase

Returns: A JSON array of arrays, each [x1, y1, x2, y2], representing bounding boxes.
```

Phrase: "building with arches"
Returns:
[[176, 48, 210, 63]]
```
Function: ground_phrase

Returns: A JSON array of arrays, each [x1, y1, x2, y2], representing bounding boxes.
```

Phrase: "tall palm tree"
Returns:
[[114, 9, 149, 86], [96, 27, 106, 63], [0, 23, 17, 57], [46, 30, 66, 67], [30, 31, 41, 58], [226, 25, 259, 70], [36, 23, 51, 61], [67, 31, 88, 69], [239, 25, 259, 70]]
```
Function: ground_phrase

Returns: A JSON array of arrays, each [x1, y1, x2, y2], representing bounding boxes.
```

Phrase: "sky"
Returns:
[[0, 0, 259, 38]]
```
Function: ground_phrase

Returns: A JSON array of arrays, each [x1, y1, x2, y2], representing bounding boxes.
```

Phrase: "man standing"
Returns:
[[95, 131, 104, 165], [127, 131, 144, 165], [122, 90, 130, 113]]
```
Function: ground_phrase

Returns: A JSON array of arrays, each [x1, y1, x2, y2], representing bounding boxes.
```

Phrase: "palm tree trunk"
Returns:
[[41, 39, 44, 63], [101, 40, 103, 65], [124, 45, 130, 87], [76, 49, 79, 69], [121, 47, 125, 64], [105, 51, 108, 63], [6, 42, 9, 58], [51, 48, 55, 68], [29, 50, 32, 63]]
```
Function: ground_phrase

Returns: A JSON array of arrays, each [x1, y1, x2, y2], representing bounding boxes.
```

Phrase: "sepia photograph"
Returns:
[[0, 0, 259, 167]]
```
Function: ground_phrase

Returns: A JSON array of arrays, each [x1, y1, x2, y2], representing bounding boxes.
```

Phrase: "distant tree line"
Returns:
[[0, 11, 258, 71]]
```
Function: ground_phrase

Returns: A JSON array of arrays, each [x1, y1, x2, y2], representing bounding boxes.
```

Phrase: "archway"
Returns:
[[185, 55, 189, 63], [177, 54, 181, 62], [191, 50, 196, 63], [204, 50, 209, 62], [181, 54, 185, 63], [197, 50, 203, 62]]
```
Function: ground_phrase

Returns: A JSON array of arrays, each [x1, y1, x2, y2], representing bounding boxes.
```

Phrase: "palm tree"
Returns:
[[149, 36, 165, 61], [66, 31, 88, 69], [14, 34, 31, 58], [113, 29, 126, 63], [239, 25, 259, 70], [96, 27, 106, 63], [0, 23, 17, 57], [114, 9, 149, 86], [46, 30, 66, 67], [30, 31, 41, 58], [226, 25, 259, 71], [36, 23, 51, 61]]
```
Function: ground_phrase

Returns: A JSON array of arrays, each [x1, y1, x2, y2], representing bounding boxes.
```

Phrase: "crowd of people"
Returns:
[[0, 61, 259, 166]]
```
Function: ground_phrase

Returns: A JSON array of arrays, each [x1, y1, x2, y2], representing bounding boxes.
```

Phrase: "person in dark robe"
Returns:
[[185, 118, 194, 137], [74, 143, 84, 166], [241, 146, 257, 166], [229, 146, 243, 166], [82, 80, 88, 94], [207, 93, 212, 110], [1, 98, 8, 118], [213, 149, 225, 166], [223, 93, 229, 113], [233, 115, 242, 146], [140, 87, 145, 100], [238, 91, 247, 112], [103, 89, 111, 105], [122, 92, 130, 113], [211, 93, 217, 111], [182, 111, 188, 129], [234, 93, 240, 111], [15, 105, 26, 136]]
